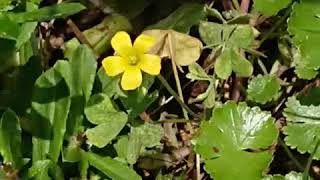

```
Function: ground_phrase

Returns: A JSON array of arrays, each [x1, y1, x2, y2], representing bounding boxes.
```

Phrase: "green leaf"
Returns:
[[194, 102, 278, 180], [215, 48, 232, 79], [114, 124, 163, 165], [121, 75, 158, 120], [0, 0, 16, 11], [199, 21, 224, 47], [283, 96, 320, 159], [199, 21, 254, 49], [0, 14, 20, 40], [253, 0, 291, 16], [87, 152, 141, 180], [263, 171, 307, 180], [114, 136, 130, 160], [95, 67, 126, 98], [6, 3, 85, 23], [202, 83, 216, 108], [247, 74, 281, 104], [147, 3, 205, 33], [85, 93, 128, 148], [57, 45, 97, 136], [28, 160, 51, 180], [186, 63, 211, 81], [0, 109, 23, 169], [16, 22, 37, 49], [85, 93, 126, 125], [227, 25, 254, 49], [230, 48, 253, 77], [288, 0, 320, 78], [30, 61, 71, 163]]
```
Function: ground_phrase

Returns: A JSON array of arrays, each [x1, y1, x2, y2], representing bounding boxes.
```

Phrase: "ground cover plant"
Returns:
[[0, 0, 320, 179]]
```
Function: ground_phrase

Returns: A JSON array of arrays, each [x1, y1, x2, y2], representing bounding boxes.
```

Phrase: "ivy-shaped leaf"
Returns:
[[247, 74, 281, 104], [288, 0, 320, 79], [85, 93, 127, 148], [283, 96, 320, 159], [194, 102, 278, 180], [253, 0, 291, 16]]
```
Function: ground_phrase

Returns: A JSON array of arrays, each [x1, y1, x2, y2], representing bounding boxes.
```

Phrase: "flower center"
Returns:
[[128, 55, 139, 65]]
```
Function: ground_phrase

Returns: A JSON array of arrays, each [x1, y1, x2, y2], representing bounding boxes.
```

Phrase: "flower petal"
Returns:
[[133, 34, 156, 53], [121, 66, 142, 90], [139, 54, 161, 75], [111, 31, 135, 58], [102, 56, 126, 76]]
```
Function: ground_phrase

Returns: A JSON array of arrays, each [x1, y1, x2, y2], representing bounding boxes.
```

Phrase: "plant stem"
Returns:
[[303, 139, 320, 180], [232, 0, 241, 11], [279, 138, 304, 172], [157, 75, 198, 118]]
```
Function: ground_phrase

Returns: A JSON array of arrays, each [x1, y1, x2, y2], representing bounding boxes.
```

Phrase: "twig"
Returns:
[[278, 138, 304, 172], [168, 32, 190, 121], [66, 19, 99, 57], [196, 154, 201, 180], [303, 139, 320, 180], [157, 75, 198, 118]]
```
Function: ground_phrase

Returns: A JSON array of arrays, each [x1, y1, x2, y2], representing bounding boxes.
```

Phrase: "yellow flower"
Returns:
[[102, 31, 161, 90]]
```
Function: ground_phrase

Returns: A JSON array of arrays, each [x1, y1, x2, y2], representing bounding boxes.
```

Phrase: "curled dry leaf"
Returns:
[[142, 29, 202, 66]]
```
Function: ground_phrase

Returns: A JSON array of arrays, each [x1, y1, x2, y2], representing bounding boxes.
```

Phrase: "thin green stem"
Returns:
[[279, 138, 304, 172], [157, 75, 198, 118], [303, 139, 320, 180]]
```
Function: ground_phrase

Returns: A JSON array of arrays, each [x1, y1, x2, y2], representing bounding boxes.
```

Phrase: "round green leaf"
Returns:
[[247, 74, 281, 104], [194, 102, 278, 180]]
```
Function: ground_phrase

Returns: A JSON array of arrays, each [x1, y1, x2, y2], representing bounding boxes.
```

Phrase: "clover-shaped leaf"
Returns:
[[85, 93, 127, 148], [247, 74, 281, 104], [194, 102, 278, 180], [114, 123, 163, 165], [199, 21, 255, 79], [283, 96, 320, 159]]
